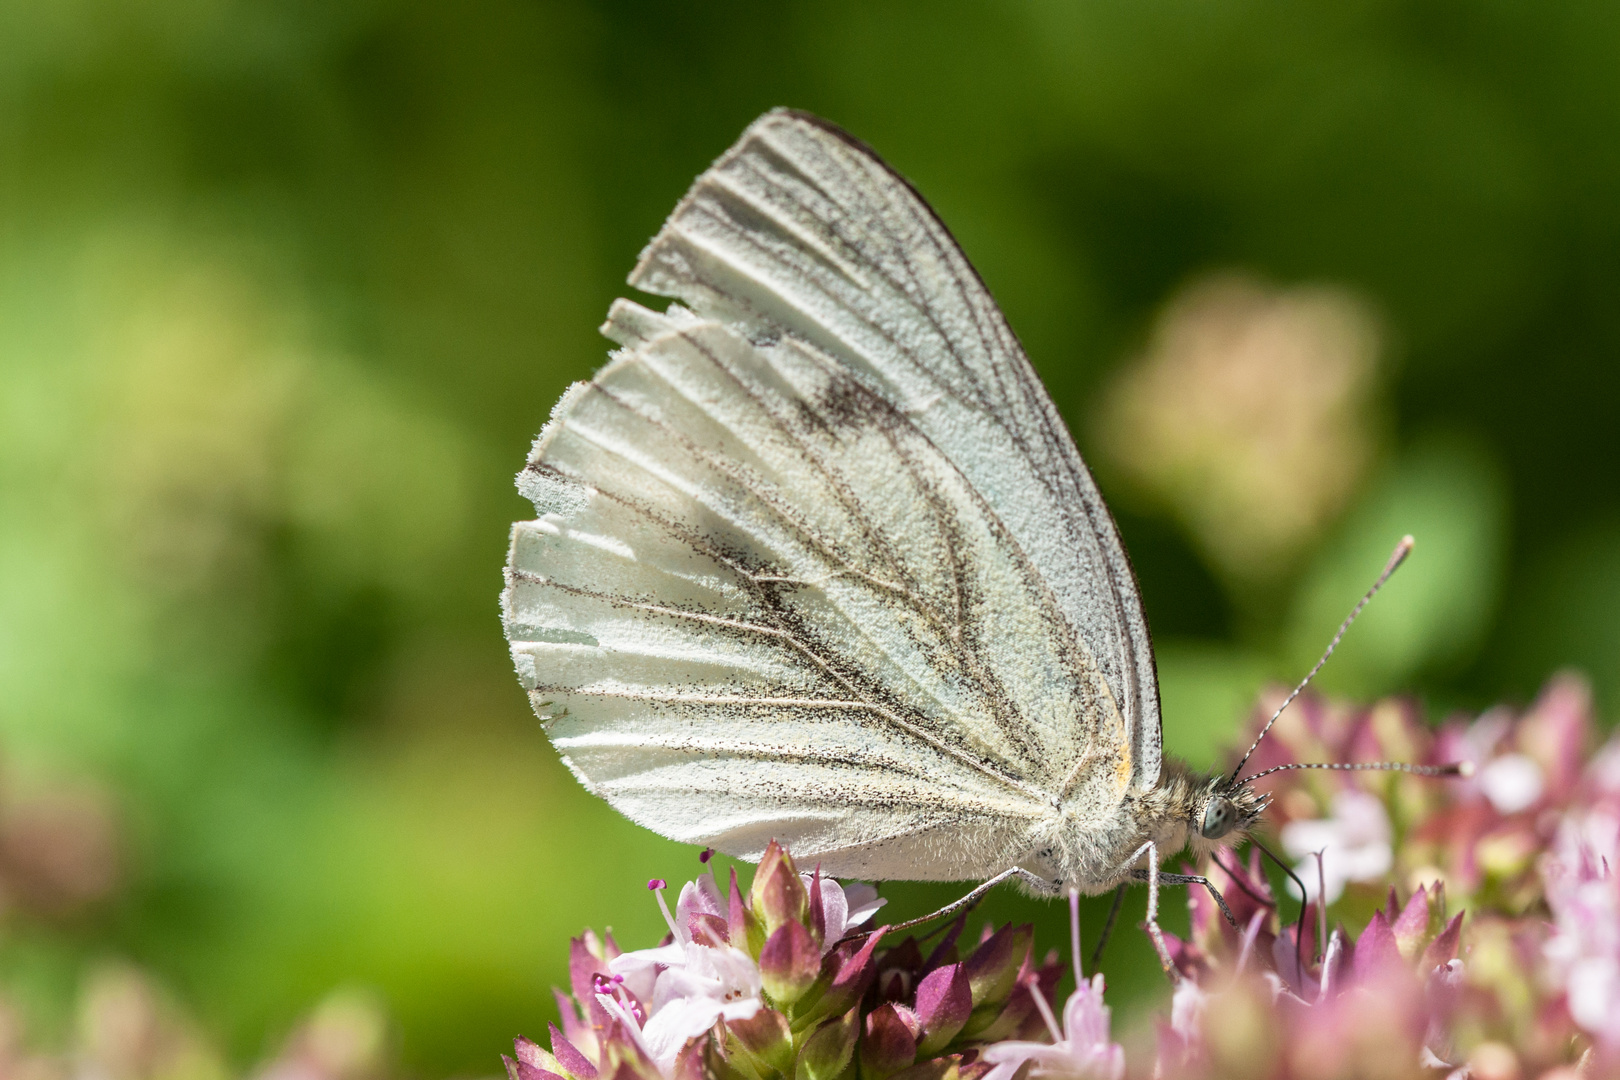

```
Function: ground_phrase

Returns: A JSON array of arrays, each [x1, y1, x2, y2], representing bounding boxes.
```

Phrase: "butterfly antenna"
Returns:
[[1239, 759, 1473, 784], [1228, 535, 1415, 784]]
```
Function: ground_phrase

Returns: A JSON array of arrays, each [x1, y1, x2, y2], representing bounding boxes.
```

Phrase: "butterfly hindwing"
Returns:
[[503, 111, 1159, 881]]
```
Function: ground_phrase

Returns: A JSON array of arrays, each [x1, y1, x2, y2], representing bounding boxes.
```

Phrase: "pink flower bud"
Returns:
[[1350, 909, 1402, 986], [568, 933, 617, 1031], [1420, 913, 1464, 971], [796, 929, 885, 1027], [760, 921, 821, 1006], [860, 1003, 918, 1080], [546, 1025, 599, 1080], [749, 842, 809, 937], [506, 1037, 571, 1080], [962, 924, 1032, 1016], [914, 963, 972, 1056], [504, 1054, 566, 1080]]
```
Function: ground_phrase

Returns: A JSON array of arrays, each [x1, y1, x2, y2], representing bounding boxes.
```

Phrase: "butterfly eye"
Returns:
[[1201, 797, 1237, 839]]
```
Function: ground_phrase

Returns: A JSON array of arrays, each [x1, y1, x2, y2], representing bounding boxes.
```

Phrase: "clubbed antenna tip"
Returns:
[[1387, 534, 1415, 573]]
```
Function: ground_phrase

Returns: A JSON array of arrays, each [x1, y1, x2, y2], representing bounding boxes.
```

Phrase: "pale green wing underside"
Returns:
[[502, 110, 1160, 881]]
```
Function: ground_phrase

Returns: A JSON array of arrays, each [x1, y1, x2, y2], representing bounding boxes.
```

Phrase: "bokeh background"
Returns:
[[4, 1, 1620, 1075]]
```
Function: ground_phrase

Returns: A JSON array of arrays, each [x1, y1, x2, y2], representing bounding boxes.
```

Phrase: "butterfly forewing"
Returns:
[[503, 110, 1160, 880], [633, 111, 1160, 793]]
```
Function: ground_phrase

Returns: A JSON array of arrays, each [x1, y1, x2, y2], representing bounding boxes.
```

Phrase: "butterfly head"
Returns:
[[1196, 776, 1269, 843]]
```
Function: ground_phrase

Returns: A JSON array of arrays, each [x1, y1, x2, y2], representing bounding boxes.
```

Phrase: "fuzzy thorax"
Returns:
[[1040, 756, 1269, 894]]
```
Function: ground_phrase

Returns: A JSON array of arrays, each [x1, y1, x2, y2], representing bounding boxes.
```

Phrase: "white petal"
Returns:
[[1168, 979, 1207, 1038], [1479, 753, 1544, 814], [805, 873, 850, 944], [1291, 853, 1350, 904], [841, 882, 887, 928], [980, 1041, 1061, 1065], [1330, 790, 1391, 846], [611, 942, 686, 978], [1280, 817, 1343, 861], [1567, 957, 1620, 1034], [675, 872, 725, 942], [1061, 975, 1114, 1049], [696, 944, 764, 997], [651, 964, 718, 1015], [1337, 841, 1393, 883], [718, 998, 763, 1023], [640, 997, 724, 1066]]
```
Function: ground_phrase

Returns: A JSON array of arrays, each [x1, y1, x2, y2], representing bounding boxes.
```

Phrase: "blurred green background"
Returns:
[[4, 0, 1620, 1073]]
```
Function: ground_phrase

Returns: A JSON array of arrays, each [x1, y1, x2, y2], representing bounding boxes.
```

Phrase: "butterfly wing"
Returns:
[[503, 111, 1160, 880], [632, 110, 1162, 794]]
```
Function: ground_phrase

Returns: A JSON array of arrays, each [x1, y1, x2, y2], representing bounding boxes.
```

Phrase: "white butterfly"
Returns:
[[503, 110, 1287, 962]]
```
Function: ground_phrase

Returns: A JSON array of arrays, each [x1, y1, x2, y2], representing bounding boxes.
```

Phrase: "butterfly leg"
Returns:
[[1131, 869, 1241, 931], [1123, 840, 1176, 974], [848, 866, 1060, 941], [1087, 883, 1127, 971]]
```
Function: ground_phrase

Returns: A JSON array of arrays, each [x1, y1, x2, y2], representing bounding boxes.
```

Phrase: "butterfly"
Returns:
[[500, 109, 1452, 966]]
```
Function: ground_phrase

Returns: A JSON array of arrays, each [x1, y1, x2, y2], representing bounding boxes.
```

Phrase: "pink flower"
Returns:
[[800, 872, 885, 952], [979, 974, 1124, 1080], [981, 895, 1124, 1080], [1542, 795, 1620, 1052], [1280, 789, 1393, 903], [601, 945, 762, 1070], [605, 875, 763, 1070], [1154, 978, 1212, 1077], [594, 865, 884, 1072]]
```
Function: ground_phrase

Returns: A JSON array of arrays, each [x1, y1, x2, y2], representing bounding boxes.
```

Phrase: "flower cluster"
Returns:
[[514, 675, 1620, 1080], [506, 843, 1069, 1080], [1156, 866, 1472, 1079], [1246, 673, 1594, 915], [1181, 671, 1620, 1077]]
